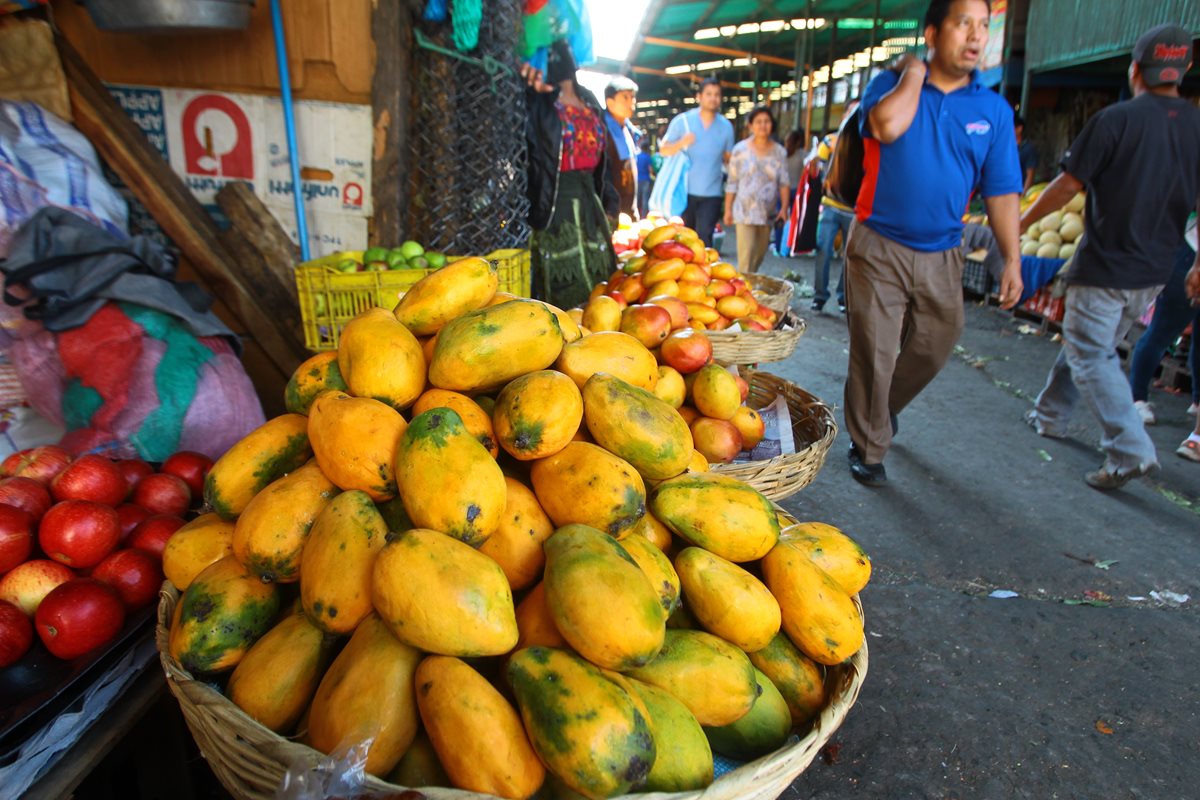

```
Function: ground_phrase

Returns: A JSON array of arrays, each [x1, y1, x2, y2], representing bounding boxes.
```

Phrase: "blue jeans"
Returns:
[[637, 179, 651, 219], [815, 205, 853, 305], [1033, 284, 1163, 472], [1128, 244, 1199, 404]]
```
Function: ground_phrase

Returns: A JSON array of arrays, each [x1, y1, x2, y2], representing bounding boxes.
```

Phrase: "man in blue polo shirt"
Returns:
[[844, 0, 1024, 485], [660, 78, 736, 246]]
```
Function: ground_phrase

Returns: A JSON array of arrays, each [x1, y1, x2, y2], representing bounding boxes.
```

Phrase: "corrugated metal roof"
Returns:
[[1026, 0, 1200, 73]]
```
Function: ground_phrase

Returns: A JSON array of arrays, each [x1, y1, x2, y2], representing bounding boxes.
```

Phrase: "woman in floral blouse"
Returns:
[[724, 107, 790, 274]]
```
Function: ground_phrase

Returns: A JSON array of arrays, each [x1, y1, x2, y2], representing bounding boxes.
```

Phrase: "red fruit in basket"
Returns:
[[660, 329, 713, 375], [160, 451, 213, 501], [0, 504, 35, 574], [91, 548, 163, 610], [35, 578, 126, 660], [734, 375, 750, 403], [0, 445, 72, 484], [0, 559, 75, 616], [0, 477, 52, 522], [620, 304, 673, 349], [0, 599, 33, 666], [116, 504, 152, 543], [690, 417, 743, 464], [39, 500, 121, 570], [50, 455, 127, 506], [127, 515, 185, 559], [132, 473, 191, 517], [645, 295, 690, 330], [115, 459, 154, 498], [651, 239, 695, 262]]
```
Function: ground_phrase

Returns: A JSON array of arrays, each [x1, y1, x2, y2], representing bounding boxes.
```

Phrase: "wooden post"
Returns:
[[370, 0, 415, 245]]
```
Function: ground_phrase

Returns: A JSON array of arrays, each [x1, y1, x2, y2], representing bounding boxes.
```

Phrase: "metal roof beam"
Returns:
[[632, 65, 744, 90], [624, 0, 670, 72], [643, 35, 796, 67]]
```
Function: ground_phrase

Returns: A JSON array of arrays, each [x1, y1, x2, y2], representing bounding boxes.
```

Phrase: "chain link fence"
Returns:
[[406, 0, 530, 254]]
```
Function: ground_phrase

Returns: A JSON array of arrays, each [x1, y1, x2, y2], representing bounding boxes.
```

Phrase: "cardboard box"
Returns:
[[108, 83, 371, 256]]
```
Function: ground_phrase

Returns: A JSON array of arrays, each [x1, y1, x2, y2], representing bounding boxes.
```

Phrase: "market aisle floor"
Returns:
[[741, 244, 1199, 800]]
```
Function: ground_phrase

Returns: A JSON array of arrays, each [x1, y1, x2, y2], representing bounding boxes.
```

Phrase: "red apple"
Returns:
[[50, 455, 127, 506], [0, 504, 35, 574], [0, 599, 33, 666], [116, 504, 152, 543], [132, 474, 191, 517], [0, 559, 75, 615], [115, 459, 154, 498], [0, 445, 72, 484], [661, 329, 714, 375], [91, 548, 164, 610], [39, 500, 121, 569], [35, 578, 126, 660], [127, 515, 185, 559], [0, 477, 52, 522], [160, 451, 213, 501]]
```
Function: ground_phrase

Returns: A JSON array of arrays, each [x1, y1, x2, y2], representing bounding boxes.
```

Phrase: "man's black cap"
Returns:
[[1133, 24, 1193, 87]]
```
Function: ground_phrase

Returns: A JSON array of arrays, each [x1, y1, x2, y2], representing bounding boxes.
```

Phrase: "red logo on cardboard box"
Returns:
[[343, 182, 364, 209], [182, 94, 253, 178]]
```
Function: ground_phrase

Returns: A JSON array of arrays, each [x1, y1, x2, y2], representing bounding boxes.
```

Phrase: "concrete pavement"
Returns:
[[746, 250, 1199, 800]]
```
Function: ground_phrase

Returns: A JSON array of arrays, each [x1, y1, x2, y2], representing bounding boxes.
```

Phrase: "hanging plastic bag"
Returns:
[[649, 117, 691, 218]]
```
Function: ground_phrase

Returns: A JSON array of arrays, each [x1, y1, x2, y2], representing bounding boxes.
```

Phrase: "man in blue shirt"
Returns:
[[660, 78, 736, 246], [844, 0, 1023, 485]]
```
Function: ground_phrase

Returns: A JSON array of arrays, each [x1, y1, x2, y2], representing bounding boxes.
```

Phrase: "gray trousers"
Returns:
[[1032, 284, 1163, 472]]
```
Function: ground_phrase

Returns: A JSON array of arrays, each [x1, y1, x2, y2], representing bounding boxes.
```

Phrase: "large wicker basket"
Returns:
[[744, 272, 795, 316], [157, 511, 866, 800], [710, 370, 838, 501], [708, 310, 806, 366]]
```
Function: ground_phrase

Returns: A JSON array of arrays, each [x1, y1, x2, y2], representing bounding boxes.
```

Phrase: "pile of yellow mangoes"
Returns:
[[164, 255, 869, 799]]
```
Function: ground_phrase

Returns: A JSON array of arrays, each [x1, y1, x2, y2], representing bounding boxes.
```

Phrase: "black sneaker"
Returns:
[[848, 445, 887, 486], [838, 300, 847, 313], [810, 299, 825, 311]]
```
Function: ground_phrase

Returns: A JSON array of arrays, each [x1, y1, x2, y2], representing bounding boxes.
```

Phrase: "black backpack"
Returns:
[[822, 106, 866, 209]]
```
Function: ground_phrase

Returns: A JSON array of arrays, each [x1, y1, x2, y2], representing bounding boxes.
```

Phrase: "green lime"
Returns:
[[399, 240, 425, 260], [408, 256, 430, 270], [363, 246, 389, 264], [335, 258, 359, 273], [366, 261, 389, 272], [425, 252, 447, 269], [386, 249, 408, 268], [313, 294, 328, 316]]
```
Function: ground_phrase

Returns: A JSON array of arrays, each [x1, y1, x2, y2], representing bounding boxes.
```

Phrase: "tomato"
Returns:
[[132, 473, 191, 517], [0, 504, 34, 574], [50, 455, 127, 506], [35, 578, 126, 660], [39, 500, 121, 569], [160, 451, 213, 502]]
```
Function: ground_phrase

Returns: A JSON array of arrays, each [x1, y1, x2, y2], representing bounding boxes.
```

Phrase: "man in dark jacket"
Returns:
[[603, 76, 641, 223]]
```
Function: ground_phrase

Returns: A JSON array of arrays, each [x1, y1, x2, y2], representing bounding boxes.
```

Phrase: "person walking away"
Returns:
[[724, 107, 789, 275], [636, 139, 654, 218], [812, 101, 860, 312], [775, 129, 806, 255], [1014, 114, 1038, 194], [844, 0, 1024, 486], [1128, 238, 1199, 433], [660, 78, 735, 246], [603, 76, 641, 223], [1020, 24, 1200, 490], [522, 40, 618, 310]]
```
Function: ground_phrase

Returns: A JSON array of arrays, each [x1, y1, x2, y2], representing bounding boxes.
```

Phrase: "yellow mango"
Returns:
[[555, 331, 658, 391], [624, 629, 757, 726], [530, 442, 646, 538], [429, 300, 564, 393], [507, 647, 654, 799], [162, 513, 234, 591], [582, 373, 692, 480], [307, 613, 421, 777], [650, 473, 779, 563], [582, 295, 621, 332], [393, 256, 498, 335], [396, 408, 506, 546], [232, 460, 338, 583], [337, 307, 426, 410], [308, 391, 406, 501], [779, 522, 872, 595], [415, 656, 545, 798], [632, 511, 673, 551], [372, 528, 517, 656], [746, 632, 827, 725], [674, 547, 780, 652], [761, 543, 864, 665], [704, 667, 792, 759], [412, 388, 498, 458], [284, 351, 348, 415], [493, 370, 582, 461], [478, 477, 555, 591], [627, 679, 713, 792], [690, 364, 740, 420], [544, 524, 666, 670], [301, 490, 388, 634], [227, 607, 336, 733], [514, 581, 569, 651], [653, 365, 686, 408], [204, 413, 312, 519], [619, 532, 681, 615]]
